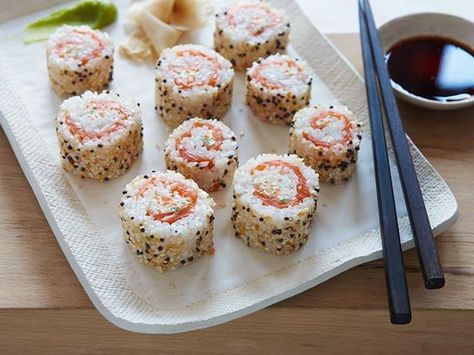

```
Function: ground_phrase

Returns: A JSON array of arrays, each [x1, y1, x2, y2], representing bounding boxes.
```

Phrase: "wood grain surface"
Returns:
[[0, 34, 473, 354]]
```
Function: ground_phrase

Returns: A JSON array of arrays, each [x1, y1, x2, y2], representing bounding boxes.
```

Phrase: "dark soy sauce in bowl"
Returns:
[[385, 36, 474, 102]]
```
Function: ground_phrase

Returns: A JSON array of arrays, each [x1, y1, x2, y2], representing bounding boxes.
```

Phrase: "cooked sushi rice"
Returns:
[[155, 44, 234, 127], [46, 25, 114, 97], [214, 1, 290, 71], [164, 118, 238, 192], [289, 105, 362, 184], [232, 154, 319, 255], [246, 54, 312, 125], [56, 91, 143, 181], [119, 171, 215, 272]]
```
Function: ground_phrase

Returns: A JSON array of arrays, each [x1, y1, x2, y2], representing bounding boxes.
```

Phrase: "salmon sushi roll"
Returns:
[[289, 105, 362, 184], [56, 91, 143, 181], [119, 171, 215, 272], [214, 1, 290, 71], [155, 44, 234, 127], [246, 54, 312, 125], [164, 118, 238, 192], [46, 25, 114, 97], [232, 154, 319, 255]]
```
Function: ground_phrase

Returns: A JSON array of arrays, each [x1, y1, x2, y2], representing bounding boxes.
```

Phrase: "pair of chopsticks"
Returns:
[[358, 0, 445, 324]]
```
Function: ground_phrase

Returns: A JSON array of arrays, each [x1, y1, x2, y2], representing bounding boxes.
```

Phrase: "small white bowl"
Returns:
[[378, 13, 474, 110]]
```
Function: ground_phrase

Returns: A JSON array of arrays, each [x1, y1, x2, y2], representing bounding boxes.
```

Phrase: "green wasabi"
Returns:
[[25, 0, 117, 43]]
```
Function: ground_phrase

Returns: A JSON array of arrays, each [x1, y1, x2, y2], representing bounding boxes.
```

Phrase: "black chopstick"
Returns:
[[358, 0, 411, 324], [361, 0, 445, 289]]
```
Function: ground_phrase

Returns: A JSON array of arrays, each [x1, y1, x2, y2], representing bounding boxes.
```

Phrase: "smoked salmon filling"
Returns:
[[289, 105, 362, 184], [136, 177, 198, 225], [168, 50, 221, 90], [214, 1, 290, 71], [232, 154, 319, 255], [252, 58, 305, 90], [46, 25, 114, 96], [120, 171, 215, 272], [246, 54, 312, 125], [252, 160, 311, 209], [164, 118, 238, 192], [56, 91, 143, 181], [155, 44, 234, 127], [52, 27, 106, 66]]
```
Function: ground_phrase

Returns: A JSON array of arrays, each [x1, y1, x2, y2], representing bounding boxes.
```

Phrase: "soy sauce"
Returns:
[[385, 36, 474, 102]]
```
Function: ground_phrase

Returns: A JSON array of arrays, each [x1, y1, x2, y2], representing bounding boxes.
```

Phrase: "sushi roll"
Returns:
[[246, 54, 312, 125], [46, 25, 114, 97], [232, 154, 319, 255], [214, 1, 290, 71], [119, 171, 215, 272], [155, 44, 234, 127], [164, 118, 238, 192], [289, 105, 362, 184], [56, 91, 143, 181]]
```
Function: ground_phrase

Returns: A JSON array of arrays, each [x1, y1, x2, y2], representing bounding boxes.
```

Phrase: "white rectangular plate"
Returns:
[[0, 0, 458, 333]]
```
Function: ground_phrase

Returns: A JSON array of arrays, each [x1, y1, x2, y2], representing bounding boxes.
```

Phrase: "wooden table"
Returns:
[[1, 34, 473, 354]]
